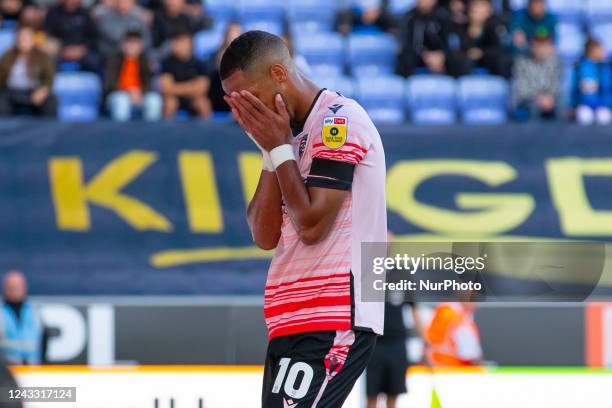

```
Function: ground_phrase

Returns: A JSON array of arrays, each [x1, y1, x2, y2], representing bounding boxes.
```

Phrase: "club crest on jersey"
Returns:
[[322, 116, 347, 149]]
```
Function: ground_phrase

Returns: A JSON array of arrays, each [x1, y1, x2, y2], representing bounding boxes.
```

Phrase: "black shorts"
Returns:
[[262, 330, 377, 407], [365, 339, 408, 398]]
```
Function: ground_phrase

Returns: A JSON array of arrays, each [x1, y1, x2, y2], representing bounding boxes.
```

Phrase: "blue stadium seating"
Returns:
[[193, 29, 224, 61], [509, 0, 527, 11], [557, 23, 584, 62], [242, 20, 284, 36], [586, 0, 612, 23], [311, 75, 356, 99], [309, 63, 343, 78], [0, 29, 15, 57], [560, 62, 575, 113], [357, 75, 406, 124], [591, 23, 612, 56], [294, 33, 345, 76], [548, 0, 583, 23], [204, 0, 236, 25], [406, 75, 457, 125], [287, 0, 336, 33], [238, 0, 285, 23], [389, 0, 416, 15], [53, 72, 101, 122], [348, 33, 397, 76], [458, 75, 509, 124]]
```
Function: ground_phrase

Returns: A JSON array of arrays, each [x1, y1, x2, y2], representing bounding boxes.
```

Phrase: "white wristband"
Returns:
[[261, 151, 274, 171], [246, 132, 274, 171], [269, 144, 296, 170]]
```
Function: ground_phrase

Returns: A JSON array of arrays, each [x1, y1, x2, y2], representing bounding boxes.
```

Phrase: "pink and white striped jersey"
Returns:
[[264, 89, 387, 339]]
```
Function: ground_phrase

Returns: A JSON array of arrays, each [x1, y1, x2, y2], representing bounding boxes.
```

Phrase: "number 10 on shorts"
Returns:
[[271, 358, 314, 399]]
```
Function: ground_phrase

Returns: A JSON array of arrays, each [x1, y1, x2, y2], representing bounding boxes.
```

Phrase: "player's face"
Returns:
[[222, 69, 281, 114]]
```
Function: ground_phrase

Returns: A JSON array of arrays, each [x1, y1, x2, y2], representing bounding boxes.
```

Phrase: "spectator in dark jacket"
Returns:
[[0, 25, 56, 116], [514, 32, 562, 120], [160, 30, 211, 118], [396, 0, 468, 77], [105, 30, 161, 121], [336, 0, 396, 35], [571, 38, 612, 126], [44, 0, 99, 72], [511, 0, 556, 54], [152, 0, 209, 60], [455, 0, 511, 77]]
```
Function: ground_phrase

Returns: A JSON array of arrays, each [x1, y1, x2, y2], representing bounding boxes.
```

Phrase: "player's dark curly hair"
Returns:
[[219, 30, 289, 80]]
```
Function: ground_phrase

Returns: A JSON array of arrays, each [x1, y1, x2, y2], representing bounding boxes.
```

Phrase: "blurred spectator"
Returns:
[[510, 0, 556, 54], [396, 0, 467, 77], [426, 302, 482, 366], [336, 0, 396, 35], [0, 0, 24, 28], [514, 32, 562, 120], [0, 25, 56, 116], [96, 0, 151, 60], [439, 0, 468, 24], [105, 30, 161, 121], [44, 0, 99, 72], [144, 0, 206, 19], [160, 30, 211, 118], [0, 270, 42, 365], [455, 0, 511, 78], [152, 0, 210, 60], [572, 38, 612, 126], [208, 22, 242, 113], [90, 0, 115, 20]]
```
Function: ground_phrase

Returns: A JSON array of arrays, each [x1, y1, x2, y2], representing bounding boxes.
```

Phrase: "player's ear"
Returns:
[[270, 64, 288, 84]]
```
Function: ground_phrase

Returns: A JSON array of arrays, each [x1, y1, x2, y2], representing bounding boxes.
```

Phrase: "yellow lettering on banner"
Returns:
[[547, 157, 612, 236], [49, 151, 172, 231], [386, 160, 534, 236], [178, 151, 223, 233], [237, 152, 263, 205]]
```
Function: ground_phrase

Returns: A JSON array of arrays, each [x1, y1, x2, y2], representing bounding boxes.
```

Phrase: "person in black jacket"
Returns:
[[44, 0, 99, 72], [396, 0, 468, 77], [151, 0, 210, 60], [454, 0, 511, 77]]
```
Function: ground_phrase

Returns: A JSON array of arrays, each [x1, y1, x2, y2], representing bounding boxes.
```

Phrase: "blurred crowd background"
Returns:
[[0, 0, 611, 124]]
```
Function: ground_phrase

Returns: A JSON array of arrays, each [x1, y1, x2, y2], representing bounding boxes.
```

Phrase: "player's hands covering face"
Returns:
[[224, 91, 291, 151]]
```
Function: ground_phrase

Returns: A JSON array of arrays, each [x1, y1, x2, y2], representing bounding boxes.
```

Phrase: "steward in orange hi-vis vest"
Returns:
[[426, 303, 483, 366]]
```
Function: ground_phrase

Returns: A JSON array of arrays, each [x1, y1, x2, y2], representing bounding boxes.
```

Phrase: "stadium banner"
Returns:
[[1, 120, 612, 294]]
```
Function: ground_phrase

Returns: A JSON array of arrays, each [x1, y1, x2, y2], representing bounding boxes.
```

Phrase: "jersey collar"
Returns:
[[290, 88, 326, 137]]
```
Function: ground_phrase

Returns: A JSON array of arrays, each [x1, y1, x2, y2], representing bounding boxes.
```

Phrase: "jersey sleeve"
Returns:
[[305, 106, 372, 191]]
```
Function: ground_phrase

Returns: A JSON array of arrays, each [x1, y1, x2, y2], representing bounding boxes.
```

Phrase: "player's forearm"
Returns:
[[274, 161, 327, 245], [246, 171, 283, 250]]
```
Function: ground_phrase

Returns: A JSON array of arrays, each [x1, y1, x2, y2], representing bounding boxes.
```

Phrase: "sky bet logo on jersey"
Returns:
[[322, 116, 347, 149]]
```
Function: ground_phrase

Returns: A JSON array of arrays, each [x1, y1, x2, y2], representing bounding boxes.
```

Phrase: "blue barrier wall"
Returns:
[[1, 121, 611, 294]]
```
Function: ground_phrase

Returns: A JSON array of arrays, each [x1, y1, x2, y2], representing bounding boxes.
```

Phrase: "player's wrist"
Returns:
[[269, 144, 296, 170], [261, 151, 274, 171]]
